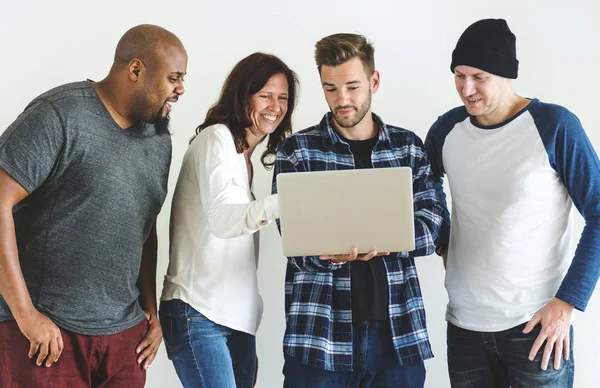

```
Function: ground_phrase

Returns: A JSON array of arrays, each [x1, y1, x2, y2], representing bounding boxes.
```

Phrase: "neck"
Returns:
[[244, 129, 265, 157], [93, 76, 136, 129], [331, 111, 377, 140], [475, 92, 530, 127]]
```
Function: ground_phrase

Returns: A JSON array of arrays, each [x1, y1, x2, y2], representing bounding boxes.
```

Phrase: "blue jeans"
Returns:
[[159, 299, 256, 388], [447, 322, 574, 388], [283, 320, 426, 387]]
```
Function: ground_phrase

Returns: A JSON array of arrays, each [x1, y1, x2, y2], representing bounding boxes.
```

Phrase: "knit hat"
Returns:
[[450, 18, 519, 79]]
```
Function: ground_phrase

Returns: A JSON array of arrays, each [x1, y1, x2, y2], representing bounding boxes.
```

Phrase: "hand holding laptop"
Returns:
[[319, 248, 391, 264]]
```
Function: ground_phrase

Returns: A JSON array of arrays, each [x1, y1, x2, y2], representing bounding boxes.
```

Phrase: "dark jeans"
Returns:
[[447, 322, 574, 388], [0, 319, 147, 388], [283, 320, 426, 387], [159, 299, 256, 388]]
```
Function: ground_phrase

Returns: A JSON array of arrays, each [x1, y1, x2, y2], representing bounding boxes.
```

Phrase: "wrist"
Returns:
[[554, 297, 575, 311], [12, 302, 37, 322]]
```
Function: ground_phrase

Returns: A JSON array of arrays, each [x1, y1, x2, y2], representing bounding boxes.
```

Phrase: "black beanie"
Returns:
[[450, 18, 519, 79]]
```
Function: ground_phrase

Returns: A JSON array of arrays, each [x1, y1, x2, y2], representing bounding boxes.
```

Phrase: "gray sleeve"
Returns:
[[0, 100, 65, 193]]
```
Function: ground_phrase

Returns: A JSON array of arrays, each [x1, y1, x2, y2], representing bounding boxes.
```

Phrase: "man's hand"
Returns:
[[319, 248, 390, 264], [16, 309, 63, 367], [523, 298, 573, 371], [136, 312, 162, 369]]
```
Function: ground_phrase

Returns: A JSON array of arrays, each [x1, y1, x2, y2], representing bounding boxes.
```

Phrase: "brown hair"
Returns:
[[314, 33, 375, 75], [194, 52, 299, 169]]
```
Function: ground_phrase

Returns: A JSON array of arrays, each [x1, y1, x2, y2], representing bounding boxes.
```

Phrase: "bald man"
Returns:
[[0, 24, 187, 387]]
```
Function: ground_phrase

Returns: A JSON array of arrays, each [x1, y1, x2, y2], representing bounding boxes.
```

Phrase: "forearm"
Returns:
[[408, 217, 439, 257], [207, 194, 279, 239], [406, 147, 446, 258], [0, 208, 36, 320], [408, 189, 444, 258], [555, 216, 600, 311], [137, 223, 158, 315], [287, 255, 345, 272]]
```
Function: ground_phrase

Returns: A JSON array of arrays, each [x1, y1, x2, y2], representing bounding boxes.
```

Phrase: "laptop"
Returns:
[[277, 167, 415, 257]]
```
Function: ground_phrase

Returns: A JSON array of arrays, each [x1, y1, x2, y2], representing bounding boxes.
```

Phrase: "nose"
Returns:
[[268, 97, 281, 113], [462, 78, 475, 97], [336, 89, 350, 106], [175, 81, 185, 96]]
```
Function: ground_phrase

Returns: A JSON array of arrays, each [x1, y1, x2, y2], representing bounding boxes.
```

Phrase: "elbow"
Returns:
[[409, 243, 435, 258], [206, 212, 235, 239], [422, 244, 436, 256], [207, 207, 259, 239], [209, 226, 232, 239]]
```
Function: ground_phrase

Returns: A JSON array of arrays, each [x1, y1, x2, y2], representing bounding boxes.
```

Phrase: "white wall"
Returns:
[[1, 1, 598, 387]]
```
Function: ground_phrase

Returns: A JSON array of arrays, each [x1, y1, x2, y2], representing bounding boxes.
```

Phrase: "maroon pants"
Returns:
[[0, 319, 147, 388]]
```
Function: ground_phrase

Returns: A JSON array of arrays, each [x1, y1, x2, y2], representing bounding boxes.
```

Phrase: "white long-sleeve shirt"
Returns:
[[161, 124, 278, 335]]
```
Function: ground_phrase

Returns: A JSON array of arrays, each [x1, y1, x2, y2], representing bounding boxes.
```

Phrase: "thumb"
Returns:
[[523, 315, 540, 334]]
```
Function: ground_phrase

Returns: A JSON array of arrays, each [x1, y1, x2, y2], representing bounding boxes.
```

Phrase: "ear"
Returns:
[[127, 58, 145, 82], [370, 70, 381, 94]]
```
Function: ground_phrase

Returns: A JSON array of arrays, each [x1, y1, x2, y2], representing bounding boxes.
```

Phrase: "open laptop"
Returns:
[[277, 167, 415, 256]]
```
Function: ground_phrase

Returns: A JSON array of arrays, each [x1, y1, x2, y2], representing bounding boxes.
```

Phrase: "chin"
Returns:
[[464, 106, 480, 116], [154, 114, 171, 135], [260, 125, 278, 136]]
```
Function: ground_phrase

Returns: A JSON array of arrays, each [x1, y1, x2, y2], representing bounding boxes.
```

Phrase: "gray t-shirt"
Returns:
[[0, 81, 171, 335]]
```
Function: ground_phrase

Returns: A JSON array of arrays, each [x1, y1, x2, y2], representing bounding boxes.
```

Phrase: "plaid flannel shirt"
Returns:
[[272, 112, 443, 371]]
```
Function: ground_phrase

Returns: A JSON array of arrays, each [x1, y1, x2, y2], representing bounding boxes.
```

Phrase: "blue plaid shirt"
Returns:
[[272, 113, 444, 371]]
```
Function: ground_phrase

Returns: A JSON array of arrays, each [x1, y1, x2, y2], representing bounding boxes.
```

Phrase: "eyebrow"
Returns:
[[259, 92, 289, 96], [169, 71, 186, 76], [322, 80, 361, 87]]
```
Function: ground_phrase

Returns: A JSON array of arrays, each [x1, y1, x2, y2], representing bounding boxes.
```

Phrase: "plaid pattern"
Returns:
[[272, 113, 444, 371]]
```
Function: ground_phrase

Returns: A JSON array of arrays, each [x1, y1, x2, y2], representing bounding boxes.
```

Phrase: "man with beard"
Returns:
[[272, 33, 443, 387], [0, 24, 186, 387]]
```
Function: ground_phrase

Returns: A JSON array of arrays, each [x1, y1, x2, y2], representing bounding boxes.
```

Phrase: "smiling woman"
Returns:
[[159, 52, 299, 388]]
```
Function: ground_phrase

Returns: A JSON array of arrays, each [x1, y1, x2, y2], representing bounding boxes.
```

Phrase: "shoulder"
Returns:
[[183, 124, 239, 171], [385, 124, 424, 146], [193, 124, 236, 149], [528, 99, 579, 125], [278, 123, 324, 154], [424, 106, 469, 154], [1, 85, 88, 138], [527, 99, 583, 142], [430, 106, 469, 134], [375, 111, 423, 148], [28, 81, 96, 109], [15, 82, 103, 128]]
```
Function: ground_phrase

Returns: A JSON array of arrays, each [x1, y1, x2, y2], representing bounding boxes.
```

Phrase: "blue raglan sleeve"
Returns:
[[536, 107, 600, 311], [272, 138, 345, 273], [424, 117, 452, 253]]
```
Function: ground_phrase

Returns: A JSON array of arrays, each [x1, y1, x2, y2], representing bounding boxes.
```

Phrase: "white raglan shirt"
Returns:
[[426, 99, 600, 331]]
